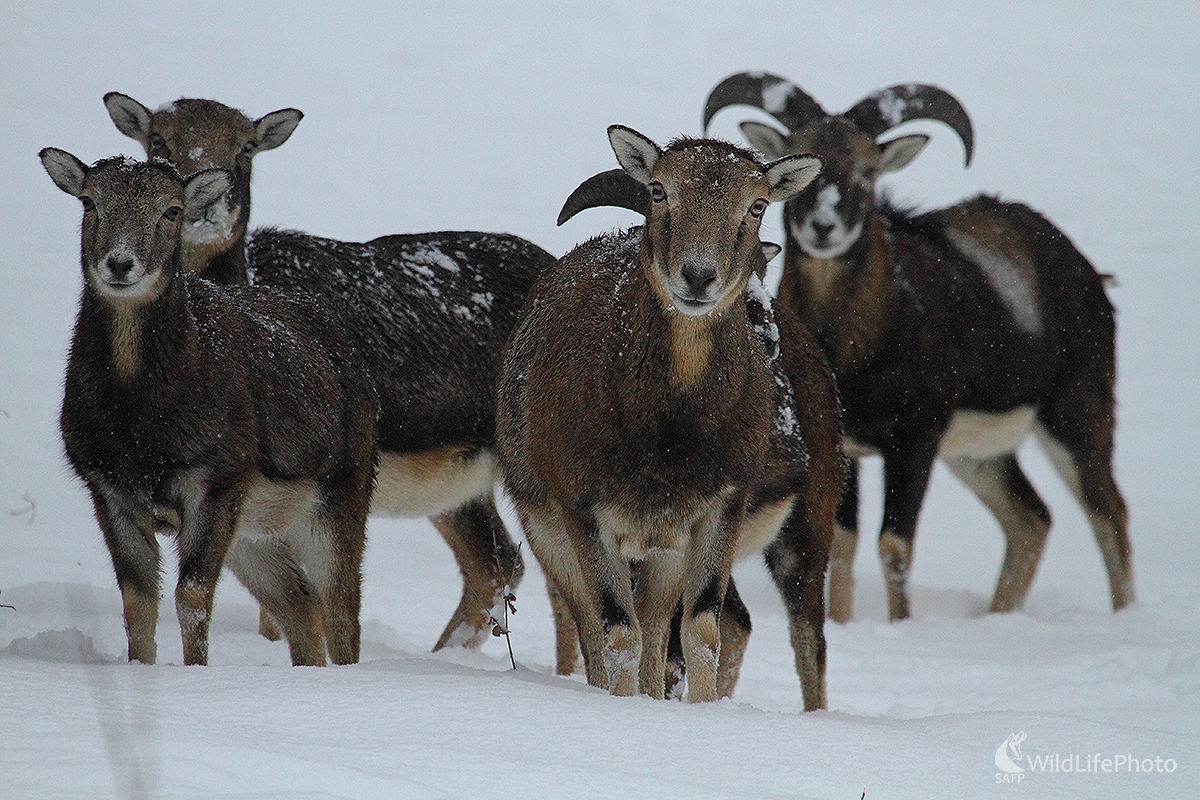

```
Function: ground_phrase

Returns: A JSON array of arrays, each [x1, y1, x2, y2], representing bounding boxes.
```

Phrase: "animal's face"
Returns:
[[705, 75, 972, 263], [644, 145, 776, 316], [784, 119, 879, 258], [70, 158, 186, 302], [41, 150, 231, 303], [742, 116, 928, 260], [608, 127, 819, 317], [144, 99, 262, 177], [104, 94, 302, 268]]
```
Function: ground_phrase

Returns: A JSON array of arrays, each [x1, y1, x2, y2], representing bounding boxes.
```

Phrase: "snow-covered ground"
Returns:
[[2, 2, 1198, 798]]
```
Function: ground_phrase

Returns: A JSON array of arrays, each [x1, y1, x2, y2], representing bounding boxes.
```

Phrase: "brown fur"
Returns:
[[778, 223, 896, 371], [104, 93, 303, 284], [105, 93, 551, 652], [731, 97, 1132, 621], [502, 239, 770, 700], [498, 130, 824, 702], [43, 150, 377, 666]]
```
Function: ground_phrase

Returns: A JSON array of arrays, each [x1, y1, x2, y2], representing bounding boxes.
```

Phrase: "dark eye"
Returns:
[[749, 199, 768, 218], [649, 182, 666, 203], [148, 133, 169, 157], [242, 140, 256, 156], [80, 196, 95, 213], [162, 206, 182, 223], [861, 166, 878, 181]]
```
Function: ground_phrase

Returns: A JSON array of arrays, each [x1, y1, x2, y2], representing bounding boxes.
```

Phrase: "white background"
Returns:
[[1, 2, 1197, 797]]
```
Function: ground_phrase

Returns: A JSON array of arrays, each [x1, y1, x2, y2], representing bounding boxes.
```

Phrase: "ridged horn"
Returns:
[[843, 83, 974, 166], [556, 169, 649, 226], [702, 71, 827, 135]]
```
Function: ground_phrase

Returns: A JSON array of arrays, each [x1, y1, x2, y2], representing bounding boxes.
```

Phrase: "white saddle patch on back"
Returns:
[[939, 406, 1036, 460], [371, 446, 498, 518], [945, 228, 1043, 335]]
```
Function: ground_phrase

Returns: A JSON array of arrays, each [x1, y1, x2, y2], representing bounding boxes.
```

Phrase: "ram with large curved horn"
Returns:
[[702, 73, 1133, 625], [702, 71, 973, 165]]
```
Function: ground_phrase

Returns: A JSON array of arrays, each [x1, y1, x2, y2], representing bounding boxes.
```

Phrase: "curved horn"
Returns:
[[556, 169, 649, 226], [702, 71, 826, 135], [843, 83, 975, 166]]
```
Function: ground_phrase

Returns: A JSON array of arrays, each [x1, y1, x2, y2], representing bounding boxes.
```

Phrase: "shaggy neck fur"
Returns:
[[780, 218, 892, 372], [81, 273, 188, 383], [638, 241, 749, 390]]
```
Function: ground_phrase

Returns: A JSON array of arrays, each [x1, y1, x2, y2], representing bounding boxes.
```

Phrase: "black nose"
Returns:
[[680, 263, 717, 297], [107, 257, 135, 279], [811, 221, 835, 240]]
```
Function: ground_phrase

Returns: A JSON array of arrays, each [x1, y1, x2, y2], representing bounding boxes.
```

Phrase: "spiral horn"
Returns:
[[842, 83, 974, 166], [702, 71, 827, 135]]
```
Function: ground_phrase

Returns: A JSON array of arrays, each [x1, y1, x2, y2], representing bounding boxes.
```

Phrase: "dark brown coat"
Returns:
[[43, 150, 376, 667], [104, 93, 557, 650], [497, 128, 823, 702]]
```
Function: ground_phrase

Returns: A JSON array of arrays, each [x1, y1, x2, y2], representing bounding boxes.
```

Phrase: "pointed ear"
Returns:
[[255, 108, 303, 153], [760, 242, 782, 263], [877, 133, 930, 174], [608, 125, 662, 185], [103, 92, 153, 148], [40, 148, 88, 197], [184, 168, 232, 216], [739, 121, 790, 161], [765, 154, 822, 202]]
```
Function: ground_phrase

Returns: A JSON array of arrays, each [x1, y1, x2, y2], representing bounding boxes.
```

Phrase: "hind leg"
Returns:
[[314, 516, 366, 665], [431, 495, 526, 651], [174, 486, 248, 666], [1033, 314, 1133, 610], [667, 578, 752, 701], [765, 518, 830, 710], [225, 536, 327, 666], [716, 577, 752, 700], [258, 607, 282, 642], [944, 453, 1052, 613], [519, 505, 616, 691], [304, 465, 373, 665], [1034, 421, 1134, 609], [664, 606, 686, 700], [828, 460, 859, 623]]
